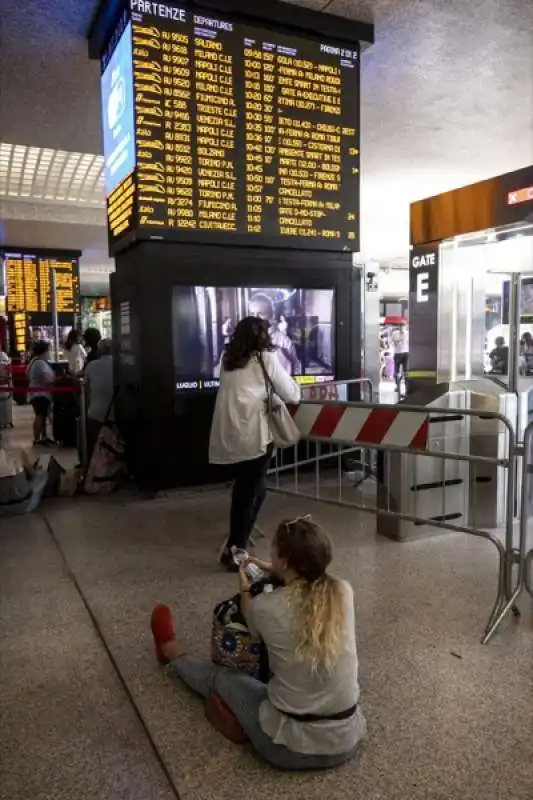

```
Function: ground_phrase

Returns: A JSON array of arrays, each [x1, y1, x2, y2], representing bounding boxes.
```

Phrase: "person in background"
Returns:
[[0, 349, 13, 430], [83, 327, 102, 367], [520, 331, 533, 375], [248, 294, 301, 376], [489, 336, 509, 375], [84, 339, 114, 463], [392, 324, 409, 395], [210, 316, 300, 570], [64, 329, 86, 376], [0, 431, 50, 516], [150, 516, 366, 770], [27, 341, 55, 446], [521, 331, 533, 351], [222, 317, 233, 345]]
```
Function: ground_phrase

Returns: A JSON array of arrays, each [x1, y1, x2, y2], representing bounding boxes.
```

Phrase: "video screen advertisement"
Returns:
[[101, 17, 137, 246], [101, 20, 136, 196], [172, 286, 335, 392], [100, 2, 360, 252]]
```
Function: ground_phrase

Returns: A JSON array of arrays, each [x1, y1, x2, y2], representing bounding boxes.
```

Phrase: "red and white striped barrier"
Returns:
[[292, 402, 429, 450]]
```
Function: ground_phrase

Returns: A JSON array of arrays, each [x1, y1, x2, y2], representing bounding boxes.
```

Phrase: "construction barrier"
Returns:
[[270, 398, 517, 643]]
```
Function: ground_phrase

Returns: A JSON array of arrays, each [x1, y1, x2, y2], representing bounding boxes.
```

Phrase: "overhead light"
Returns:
[[0, 143, 105, 206]]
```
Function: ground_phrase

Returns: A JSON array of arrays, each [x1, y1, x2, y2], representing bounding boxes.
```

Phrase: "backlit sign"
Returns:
[[507, 186, 533, 206]]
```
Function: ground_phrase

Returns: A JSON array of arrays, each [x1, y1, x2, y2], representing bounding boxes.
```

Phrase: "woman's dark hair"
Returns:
[[223, 316, 274, 372], [83, 327, 102, 351], [65, 329, 81, 351], [32, 340, 50, 358]]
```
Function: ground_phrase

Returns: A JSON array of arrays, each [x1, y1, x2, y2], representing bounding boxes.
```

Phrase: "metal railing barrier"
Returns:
[[268, 398, 517, 643], [482, 418, 533, 642], [78, 378, 89, 473]]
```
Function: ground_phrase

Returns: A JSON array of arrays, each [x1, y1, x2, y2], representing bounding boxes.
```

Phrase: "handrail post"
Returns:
[[79, 377, 88, 473]]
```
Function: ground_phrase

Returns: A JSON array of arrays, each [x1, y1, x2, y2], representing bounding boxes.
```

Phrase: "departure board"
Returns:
[[3, 253, 80, 315], [102, 3, 360, 251]]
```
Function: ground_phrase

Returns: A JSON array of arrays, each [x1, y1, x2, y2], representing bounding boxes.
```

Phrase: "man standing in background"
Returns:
[[392, 324, 409, 397]]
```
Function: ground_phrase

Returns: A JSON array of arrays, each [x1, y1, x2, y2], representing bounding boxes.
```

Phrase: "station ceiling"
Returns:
[[0, 0, 532, 282]]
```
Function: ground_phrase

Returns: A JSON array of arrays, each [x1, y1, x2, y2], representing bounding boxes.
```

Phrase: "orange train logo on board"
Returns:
[[507, 186, 533, 206]]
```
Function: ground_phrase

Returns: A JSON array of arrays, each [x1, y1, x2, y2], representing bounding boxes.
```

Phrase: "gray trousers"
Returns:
[[168, 655, 358, 771]]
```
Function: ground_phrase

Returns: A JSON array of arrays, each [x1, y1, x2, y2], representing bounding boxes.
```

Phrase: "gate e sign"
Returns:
[[411, 252, 436, 304], [408, 243, 440, 386]]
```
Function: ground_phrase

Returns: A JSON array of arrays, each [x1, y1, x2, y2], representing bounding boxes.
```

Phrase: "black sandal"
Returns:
[[219, 548, 239, 573]]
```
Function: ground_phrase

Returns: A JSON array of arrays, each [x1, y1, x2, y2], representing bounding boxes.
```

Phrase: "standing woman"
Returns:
[[84, 338, 115, 463], [83, 327, 102, 368], [210, 316, 301, 570], [64, 329, 86, 376], [27, 341, 55, 446]]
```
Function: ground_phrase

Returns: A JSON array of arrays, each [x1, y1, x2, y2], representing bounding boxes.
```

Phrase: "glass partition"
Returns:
[[439, 223, 533, 389]]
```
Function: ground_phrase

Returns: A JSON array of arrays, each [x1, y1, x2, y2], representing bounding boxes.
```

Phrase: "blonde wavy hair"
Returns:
[[275, 516, 345, 674]]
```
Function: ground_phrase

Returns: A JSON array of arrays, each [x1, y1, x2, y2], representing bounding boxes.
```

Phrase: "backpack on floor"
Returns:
[[84, 424, 126, 495], [84, 387, 125, 495]]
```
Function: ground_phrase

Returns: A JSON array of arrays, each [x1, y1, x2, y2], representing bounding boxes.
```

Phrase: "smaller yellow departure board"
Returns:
[[3, 252, 80, 315]]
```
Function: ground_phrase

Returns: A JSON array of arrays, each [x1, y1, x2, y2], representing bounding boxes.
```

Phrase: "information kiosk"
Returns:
[[89, 0, 374, 488]]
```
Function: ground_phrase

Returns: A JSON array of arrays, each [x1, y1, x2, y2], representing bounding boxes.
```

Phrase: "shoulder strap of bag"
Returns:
[[104, 385, 119, 424], [258, 352, 276, 398]]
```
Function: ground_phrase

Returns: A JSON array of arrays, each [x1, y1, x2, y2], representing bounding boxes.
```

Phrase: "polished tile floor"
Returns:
[[1, 476, 532, 800]]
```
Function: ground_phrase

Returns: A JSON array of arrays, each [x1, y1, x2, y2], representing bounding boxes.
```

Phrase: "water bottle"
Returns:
[[230, 547, 264, 583]]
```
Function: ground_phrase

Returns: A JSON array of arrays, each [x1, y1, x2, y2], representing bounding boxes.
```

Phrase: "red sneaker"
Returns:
[[150, 604, 175, 664]]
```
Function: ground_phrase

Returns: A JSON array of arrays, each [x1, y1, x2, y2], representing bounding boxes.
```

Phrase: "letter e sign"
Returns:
[[417, 272, 429, 302]]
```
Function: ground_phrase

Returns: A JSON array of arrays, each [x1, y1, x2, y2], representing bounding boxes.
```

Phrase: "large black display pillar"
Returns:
[[111, 243, 362, 488], [90, 0, 373, 488]]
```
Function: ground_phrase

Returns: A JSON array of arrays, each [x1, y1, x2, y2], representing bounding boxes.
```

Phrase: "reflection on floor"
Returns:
[[1, 457, 532, 798]]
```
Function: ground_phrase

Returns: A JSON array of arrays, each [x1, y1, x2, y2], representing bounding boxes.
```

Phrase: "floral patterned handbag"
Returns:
[[211, 576, 282, 683]]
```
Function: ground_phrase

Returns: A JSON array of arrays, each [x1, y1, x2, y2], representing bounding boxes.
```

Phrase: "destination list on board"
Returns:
[[102, 4, 360, 249]]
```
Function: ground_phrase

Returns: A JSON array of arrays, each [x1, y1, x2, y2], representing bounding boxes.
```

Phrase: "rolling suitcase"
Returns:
[[52, 379, 79, 447]]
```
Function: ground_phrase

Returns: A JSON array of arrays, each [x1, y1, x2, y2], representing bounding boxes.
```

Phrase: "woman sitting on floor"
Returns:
[[151, 516, 366, 770], [0, 435, 49, 516]]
